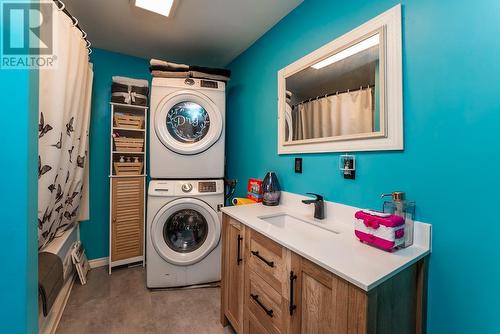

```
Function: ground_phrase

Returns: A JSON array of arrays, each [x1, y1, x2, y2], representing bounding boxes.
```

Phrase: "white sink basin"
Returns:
[[259, 213, 340, 234]]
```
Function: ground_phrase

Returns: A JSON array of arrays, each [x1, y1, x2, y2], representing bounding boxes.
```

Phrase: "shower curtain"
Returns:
[[38, 5, 93, 248], [292, 87, 373, 140]]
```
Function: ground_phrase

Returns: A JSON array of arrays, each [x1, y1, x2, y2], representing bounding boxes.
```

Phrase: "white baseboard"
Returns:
[[39, 274, 75, 334], [89, 256, 109, 268]]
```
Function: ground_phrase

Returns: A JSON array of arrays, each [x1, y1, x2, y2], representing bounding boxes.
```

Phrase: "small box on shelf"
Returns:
[[114, 114, 145, 129], [113, 161, 144, 176], [113, 137, 144, 152]]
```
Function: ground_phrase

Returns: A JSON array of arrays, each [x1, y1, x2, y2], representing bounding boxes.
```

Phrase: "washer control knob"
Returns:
[[181, 183, 193, 193]]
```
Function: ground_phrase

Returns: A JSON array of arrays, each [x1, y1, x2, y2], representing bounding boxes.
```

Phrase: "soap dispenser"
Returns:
[[381, 192, 415, 248]]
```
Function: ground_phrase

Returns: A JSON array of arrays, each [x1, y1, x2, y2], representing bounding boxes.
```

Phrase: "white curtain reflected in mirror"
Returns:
[[284, 31, 384, 143], [291, 88, 374, 140]]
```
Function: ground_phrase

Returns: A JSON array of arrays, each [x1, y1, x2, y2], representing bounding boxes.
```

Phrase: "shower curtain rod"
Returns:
[[53, 0, 92, 54], [292, 84, 375, 107]]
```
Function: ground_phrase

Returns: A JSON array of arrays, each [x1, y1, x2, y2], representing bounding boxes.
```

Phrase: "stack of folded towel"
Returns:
[[150, 59, 231, 82], [111, 76, 149, 106]]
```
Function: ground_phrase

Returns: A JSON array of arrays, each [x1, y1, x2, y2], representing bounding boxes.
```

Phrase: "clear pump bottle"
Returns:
[[381, 192, 415, 248]]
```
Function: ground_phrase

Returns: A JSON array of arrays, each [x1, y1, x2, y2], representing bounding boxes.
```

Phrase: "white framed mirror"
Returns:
[[277, 5, 403, 154]]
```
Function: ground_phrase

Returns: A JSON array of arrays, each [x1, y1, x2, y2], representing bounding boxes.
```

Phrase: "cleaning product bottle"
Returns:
[[381, 192, 415, 248]]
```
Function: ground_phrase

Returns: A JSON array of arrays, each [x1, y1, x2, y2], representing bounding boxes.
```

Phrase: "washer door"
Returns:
[[151, 198, 221, 266], [155, 90, 223, 155]]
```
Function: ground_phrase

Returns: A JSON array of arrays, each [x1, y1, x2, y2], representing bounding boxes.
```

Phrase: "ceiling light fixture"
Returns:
[[134, 0, 175, 17], [311, 34, 380, 69]]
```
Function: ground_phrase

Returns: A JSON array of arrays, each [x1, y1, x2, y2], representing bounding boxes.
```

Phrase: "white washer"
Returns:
[[146, 179, 224, 288], [150, 77, 225, 179]]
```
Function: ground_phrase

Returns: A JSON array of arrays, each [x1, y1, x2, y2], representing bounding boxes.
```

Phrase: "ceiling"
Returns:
[[64, 0, 303, 67]]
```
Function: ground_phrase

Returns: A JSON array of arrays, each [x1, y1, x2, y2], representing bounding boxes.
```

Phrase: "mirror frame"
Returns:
[[277, 4, 403, 154]]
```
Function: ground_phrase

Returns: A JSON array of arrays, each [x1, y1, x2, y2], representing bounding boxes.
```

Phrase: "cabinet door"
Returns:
[[290, 255, 369, 334], [111, 177, 144, 261], [222, 215, 245, 333]]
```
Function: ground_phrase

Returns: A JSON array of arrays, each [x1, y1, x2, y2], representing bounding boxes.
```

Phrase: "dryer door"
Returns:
[[151, 198, 221, 266], [154, 90, 223, 155]]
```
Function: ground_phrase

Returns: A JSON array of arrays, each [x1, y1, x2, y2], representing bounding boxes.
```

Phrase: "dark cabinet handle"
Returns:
[[251, 250, 274, 268], [250, 293, 274, 318], [289, 271, 297, 315], [236, 235, 243, 265]]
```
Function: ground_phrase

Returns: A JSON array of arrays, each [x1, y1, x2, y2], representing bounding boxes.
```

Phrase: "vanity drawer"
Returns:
[[246, 269, 288, 334], [245, 310, 272, 334], [246, 229, 291, 295]]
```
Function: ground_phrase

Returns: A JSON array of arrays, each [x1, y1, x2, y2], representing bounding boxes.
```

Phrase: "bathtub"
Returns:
[[39, 225, 79, 334]]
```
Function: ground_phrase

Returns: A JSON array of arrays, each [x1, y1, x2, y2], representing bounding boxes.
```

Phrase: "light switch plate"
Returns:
[[295, 158, 302, 173]]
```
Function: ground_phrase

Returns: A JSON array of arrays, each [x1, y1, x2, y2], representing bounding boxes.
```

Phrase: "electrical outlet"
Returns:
[[295, 158, 302, 173], [343, 157, 355, 180]]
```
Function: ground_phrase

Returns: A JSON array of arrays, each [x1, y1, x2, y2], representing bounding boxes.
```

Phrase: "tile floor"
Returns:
[[56, 266, 234, 334]]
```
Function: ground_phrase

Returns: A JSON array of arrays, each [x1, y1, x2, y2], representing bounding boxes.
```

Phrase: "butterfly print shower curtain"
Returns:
[[38, 6, 93, 248]]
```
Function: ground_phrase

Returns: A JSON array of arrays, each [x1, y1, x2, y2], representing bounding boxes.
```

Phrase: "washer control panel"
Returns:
[[198, 181, 217, 193], [148, 180, 224, 196]]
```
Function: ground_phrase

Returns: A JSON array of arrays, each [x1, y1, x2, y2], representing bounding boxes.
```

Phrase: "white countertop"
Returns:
[[221, 192, 431, 291]]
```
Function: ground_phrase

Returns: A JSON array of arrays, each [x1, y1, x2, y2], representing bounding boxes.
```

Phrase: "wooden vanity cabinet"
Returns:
[[221, 215, 246, 333], [221, 214, 426, 334]]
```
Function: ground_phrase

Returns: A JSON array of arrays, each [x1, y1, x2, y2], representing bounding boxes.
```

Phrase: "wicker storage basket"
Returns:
[[113, 162, 144, 175], [114, 114, 145, 129], [114, 137, 145, 152]]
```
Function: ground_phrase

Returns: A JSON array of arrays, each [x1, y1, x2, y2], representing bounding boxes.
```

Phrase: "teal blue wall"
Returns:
[[0, 66, 38, 334], [226, 0, 500, 333], [80, 48, 150, 260], [0, 1, 39, 332]]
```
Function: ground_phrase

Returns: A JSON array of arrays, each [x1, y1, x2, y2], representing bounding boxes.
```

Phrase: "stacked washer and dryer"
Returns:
[[147, 77, 226, 288]]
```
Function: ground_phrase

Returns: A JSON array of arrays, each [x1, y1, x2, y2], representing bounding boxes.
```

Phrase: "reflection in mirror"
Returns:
[[284, 31, 383, 143]]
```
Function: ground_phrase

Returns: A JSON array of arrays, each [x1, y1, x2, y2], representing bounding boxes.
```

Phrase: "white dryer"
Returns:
[[146, 179, 224, 288], [150, 77, 225, 179]]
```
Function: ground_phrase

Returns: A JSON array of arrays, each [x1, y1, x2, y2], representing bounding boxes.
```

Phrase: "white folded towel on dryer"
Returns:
[[150, 59, 189, 70]]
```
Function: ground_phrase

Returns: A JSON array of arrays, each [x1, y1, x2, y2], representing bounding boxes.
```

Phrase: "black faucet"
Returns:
[[301, 193, 325, 220]]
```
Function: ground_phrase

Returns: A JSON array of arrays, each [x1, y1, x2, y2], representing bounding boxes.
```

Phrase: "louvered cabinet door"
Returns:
[[111, 177, 144, 261]]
